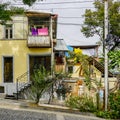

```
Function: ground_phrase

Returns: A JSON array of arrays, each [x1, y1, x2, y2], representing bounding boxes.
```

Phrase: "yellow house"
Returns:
[[66, 46, 117, 98], [0, 10, 58, 96]]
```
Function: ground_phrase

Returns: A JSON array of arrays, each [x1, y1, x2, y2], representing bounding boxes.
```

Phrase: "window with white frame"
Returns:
[[5, 24, 13, 39]]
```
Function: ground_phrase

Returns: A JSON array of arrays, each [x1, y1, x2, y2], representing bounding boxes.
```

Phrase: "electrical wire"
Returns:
[[35, 1, 94, 5], [8, 0, 94, 5]]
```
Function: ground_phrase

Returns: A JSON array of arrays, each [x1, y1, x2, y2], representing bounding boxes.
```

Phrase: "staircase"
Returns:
[[88, 57, 114, 77], [5, 71, 30, 100], [7, 71, 30, 99], [5, 71, 68, 105], [7, 71, 59, 103]]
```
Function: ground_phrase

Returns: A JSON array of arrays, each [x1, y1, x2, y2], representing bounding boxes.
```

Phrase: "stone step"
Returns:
[[5, 95, 16, 100]]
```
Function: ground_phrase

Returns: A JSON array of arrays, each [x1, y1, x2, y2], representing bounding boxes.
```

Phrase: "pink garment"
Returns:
[[38, 27, 48, 35]]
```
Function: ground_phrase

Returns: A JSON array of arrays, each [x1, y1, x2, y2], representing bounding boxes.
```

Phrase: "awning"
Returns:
[[54, 39, 68, 51]]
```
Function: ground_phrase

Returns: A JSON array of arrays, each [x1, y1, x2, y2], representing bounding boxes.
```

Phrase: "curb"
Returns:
[[20, 102, 96, 117]]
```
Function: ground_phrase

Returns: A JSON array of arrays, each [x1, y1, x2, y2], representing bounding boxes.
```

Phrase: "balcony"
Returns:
[[27, 35, 51, 47]]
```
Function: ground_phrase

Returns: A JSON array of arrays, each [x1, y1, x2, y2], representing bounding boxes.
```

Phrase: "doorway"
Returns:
[[3, 57, 13, 83], [29, 55, 51, 80]]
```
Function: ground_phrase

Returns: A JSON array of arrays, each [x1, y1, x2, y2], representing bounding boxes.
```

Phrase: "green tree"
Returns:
[[67, 48, 92, 90], [0, 4, 24, 25], [108, 50, 120, 71], [31, 66, 54, 104], [81, 0, 120, 41], [0, 4, 12, 24], [22, 0, 43, 6]]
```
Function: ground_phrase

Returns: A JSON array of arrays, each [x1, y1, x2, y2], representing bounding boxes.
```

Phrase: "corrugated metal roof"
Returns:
[[54, 39, 68, 51]]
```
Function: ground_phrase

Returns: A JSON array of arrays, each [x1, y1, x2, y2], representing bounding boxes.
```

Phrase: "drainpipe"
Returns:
[[16, 78, 18, 100]]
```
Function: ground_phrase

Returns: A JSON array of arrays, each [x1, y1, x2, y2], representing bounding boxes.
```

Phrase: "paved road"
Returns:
[[0, 107, 104, 120], [0, 98, 104, 120]]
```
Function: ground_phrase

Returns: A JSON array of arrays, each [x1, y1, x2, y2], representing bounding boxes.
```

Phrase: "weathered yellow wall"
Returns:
[[13, 15, 28, 39], [0, 15, 28, 40], [71, 64, 81, 78], [0, 40, 51, 83]]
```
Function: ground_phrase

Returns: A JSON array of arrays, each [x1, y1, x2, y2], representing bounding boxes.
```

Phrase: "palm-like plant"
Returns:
[[31, 66, 53, 104]]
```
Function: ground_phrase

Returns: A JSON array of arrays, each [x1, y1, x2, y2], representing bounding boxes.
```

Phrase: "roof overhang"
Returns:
[[25, 9, 53, 17], [70, 45, 99, 49], [54, 39, 68, 52]]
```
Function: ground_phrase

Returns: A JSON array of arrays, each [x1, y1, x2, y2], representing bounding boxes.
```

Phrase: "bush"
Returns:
[[65, 95, 96, 112], [96, 90, 120, 119], [108, 90, 120, 119], [31, 66, 53, 104]]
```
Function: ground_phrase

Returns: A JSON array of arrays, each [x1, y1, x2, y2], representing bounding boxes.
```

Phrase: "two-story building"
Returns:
[[0, 10, 58, 96]]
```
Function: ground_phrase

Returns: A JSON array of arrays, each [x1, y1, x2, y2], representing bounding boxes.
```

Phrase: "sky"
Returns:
[[1, 0, 100, 46]]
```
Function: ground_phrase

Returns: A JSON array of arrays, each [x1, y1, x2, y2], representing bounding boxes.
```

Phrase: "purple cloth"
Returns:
[[31, 28, 38, 35]]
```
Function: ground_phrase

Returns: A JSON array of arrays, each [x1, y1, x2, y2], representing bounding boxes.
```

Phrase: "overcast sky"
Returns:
[[1, 0, 100, 46]]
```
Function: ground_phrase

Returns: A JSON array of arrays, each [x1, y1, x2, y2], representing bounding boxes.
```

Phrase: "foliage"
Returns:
[[22, 0, 36, 6], [55, 71, 71, 80], [10, 7, 25, 15], [108, 90, 120, 119], [81, 0, 120, 41], [65, 95, 96, 112], [108, 50, 120, 71], [22, 0, 43, 6], [56, 83, 66, 99], [67, 48, 92, 90], [31, 66, 54, 104], [0, 3, 25, 25], [0, 4, 12, 24], [96, 90, 120, 119]]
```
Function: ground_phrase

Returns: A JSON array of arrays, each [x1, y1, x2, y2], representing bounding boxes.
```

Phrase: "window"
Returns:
[[68, 66, 73, 73], [3, 57, 13, 83], [55, 53, 64, 64], [5, 24, 13, 39]]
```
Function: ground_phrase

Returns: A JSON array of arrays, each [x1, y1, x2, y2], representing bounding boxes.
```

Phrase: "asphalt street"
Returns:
[[0, 98, 105, 120], [0, 107, 104, 120]]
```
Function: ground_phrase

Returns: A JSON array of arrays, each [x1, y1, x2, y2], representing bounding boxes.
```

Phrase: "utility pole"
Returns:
[[104, 0, 109, 111]]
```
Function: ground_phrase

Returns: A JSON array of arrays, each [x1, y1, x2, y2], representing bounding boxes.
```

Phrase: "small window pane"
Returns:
[[10, 29, 12, 38], [5, 24, 13, 39], [5, 29, 8, 38]]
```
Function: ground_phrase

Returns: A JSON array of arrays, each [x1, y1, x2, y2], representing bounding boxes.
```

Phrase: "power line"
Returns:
[[58, 22, 83, 26], [35, 1, 94, 5], [59, 16, 83, 18], [31, 7, 94, 10], [50, 7, 94, 10], [6, 0, 94, 5]]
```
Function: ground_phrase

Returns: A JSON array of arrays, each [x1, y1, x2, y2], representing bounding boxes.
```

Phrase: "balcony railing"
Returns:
[[27, 35, 51, 47]]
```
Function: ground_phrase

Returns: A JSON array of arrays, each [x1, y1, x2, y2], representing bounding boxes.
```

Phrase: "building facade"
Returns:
[[0, 10, 57, 95]]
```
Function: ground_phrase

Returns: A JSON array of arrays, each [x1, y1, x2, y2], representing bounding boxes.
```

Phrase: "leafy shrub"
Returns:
[[65, 95, 96, 112], [96, 90, 120, 119], [108, 90, 120, 119], [96, 110, 111, 119], [31, 66, 53, 104]]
